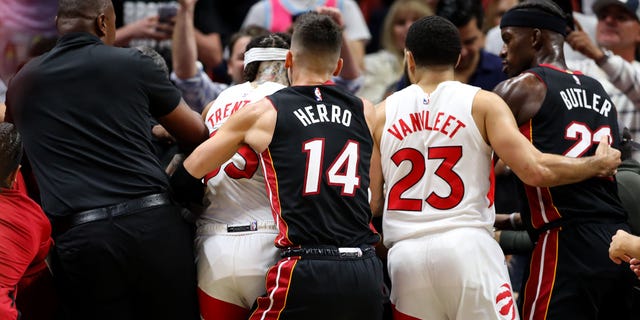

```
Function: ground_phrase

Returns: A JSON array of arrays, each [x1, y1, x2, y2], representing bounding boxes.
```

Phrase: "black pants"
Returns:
[[521, 222, 636, 320], [51, 205, 199, 320], [249, 247, 386, 320]]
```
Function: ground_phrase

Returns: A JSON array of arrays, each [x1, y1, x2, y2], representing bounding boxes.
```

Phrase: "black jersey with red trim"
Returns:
[[261, 84, 380, 248], [520, 65, 627, 230]]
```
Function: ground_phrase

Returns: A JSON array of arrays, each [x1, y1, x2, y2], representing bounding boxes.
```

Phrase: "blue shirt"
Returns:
[[394, 49, 507, 92]]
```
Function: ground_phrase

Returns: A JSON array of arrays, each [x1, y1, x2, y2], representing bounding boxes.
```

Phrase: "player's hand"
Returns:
[[124, 16, 173, 40], [152, 124, 176, 144], [594, 136, 620, 177], [630, 258, 640, 279], [316, 6, 344, 27], [609, 229, 633, 264], [566, 18, 605, 61]]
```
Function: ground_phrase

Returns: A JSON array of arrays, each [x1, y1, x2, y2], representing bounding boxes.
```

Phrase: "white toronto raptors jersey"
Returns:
[[381, 82, 495, 247], [200, 81, 285, 225]]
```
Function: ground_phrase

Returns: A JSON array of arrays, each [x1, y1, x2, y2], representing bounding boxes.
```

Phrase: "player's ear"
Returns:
[[332, 58, 343, 76], [405, 50, 416, 73], [285, 51, 293, 69], [455, 53, 461, 69]]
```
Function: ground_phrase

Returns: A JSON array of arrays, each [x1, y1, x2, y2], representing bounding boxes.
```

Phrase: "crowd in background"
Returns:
[[1, 0, 640, 319]]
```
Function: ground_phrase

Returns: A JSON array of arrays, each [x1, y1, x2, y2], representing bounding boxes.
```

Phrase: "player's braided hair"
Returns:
[[0, 123, 23, 188], [243, 33, 291, 82]]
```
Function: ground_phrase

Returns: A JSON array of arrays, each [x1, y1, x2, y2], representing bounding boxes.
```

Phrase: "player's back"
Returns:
[[380, 82, 495, 247], [200, 81, 285, 225], [263, 84, 379, 248], [522, 65, 627, 230]]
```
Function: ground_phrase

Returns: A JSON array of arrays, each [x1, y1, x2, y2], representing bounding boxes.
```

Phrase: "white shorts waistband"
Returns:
[[198, 221, 278, 234]]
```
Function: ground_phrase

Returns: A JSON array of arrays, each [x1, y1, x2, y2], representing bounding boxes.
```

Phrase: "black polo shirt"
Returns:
[[6, 32, 181, 217]]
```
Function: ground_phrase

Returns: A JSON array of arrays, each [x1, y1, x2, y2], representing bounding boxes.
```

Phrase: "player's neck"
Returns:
[[412, 67, 455, 93], [290, 69, 333, 86], [254, 61, 289, 86]]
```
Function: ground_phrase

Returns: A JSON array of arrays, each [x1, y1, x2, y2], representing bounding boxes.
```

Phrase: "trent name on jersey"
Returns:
[[559, 87, 613, 117], [387, 110, 467, 141], [293, 103, 353, 127]]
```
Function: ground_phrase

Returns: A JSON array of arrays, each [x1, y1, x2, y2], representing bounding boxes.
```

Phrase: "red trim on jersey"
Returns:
[[198, 287, 249, 320], [523, 185, 562, 229], [248, 257, 299, 320], [261, 148, 293, 247], [519, 120, 562, 228], [522, 230, 559, 320], [391, 304, 421, 320], [487, 158, 495, 208], [538, 63, 584, 75]]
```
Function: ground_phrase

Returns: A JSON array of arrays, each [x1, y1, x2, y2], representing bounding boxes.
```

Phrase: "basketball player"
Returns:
[[195, 33, 290, 320], [369, 15, 622, 320], [494, 0, 635, 318], [171, 12, 385, 319]]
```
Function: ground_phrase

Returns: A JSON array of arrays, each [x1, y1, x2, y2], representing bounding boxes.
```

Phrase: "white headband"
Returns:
[[243, 48, 289, 68]]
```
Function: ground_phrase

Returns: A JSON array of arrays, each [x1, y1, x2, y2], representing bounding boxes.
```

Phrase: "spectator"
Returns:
[[242, 0, 371, 70], [495, 0, 636, 318], [0, 123, 56, 320], [5, 0, 208, 319], [170, 0, 251, 111], [357, 0, 433, 103], [172, 11, 386, 319], [437, 0, 507, 90], [113, 0, 224, 71], [0, 0, 58, 83], [566, 0, 640, 160]]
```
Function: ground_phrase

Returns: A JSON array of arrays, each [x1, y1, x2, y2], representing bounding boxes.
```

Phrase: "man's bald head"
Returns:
[[58, 0, 111, 19], [56, 0, 116, 44]]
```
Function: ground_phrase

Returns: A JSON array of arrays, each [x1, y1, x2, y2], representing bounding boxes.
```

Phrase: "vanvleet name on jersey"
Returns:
[[387, 110, 467, 141]]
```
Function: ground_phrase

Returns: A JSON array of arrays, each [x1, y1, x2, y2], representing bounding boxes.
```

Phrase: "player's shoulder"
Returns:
[[493, 72, 543, 103]]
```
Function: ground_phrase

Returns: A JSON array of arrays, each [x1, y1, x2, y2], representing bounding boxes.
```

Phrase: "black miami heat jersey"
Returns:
[[261, 84, 380, 248], [522, 65, 627, 230]]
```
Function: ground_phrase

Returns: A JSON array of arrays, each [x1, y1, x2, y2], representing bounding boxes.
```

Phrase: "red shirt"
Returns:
[[0, 172, 52, 319]]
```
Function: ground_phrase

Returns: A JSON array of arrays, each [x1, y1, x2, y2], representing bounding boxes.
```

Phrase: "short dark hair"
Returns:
[[406, 16, 461, 67], [243, 33, 291, 82], [437, 0, 484, 29], [291, 12, 342, 61], [0, 123, 23, 186], [57, 0, 111, 19]]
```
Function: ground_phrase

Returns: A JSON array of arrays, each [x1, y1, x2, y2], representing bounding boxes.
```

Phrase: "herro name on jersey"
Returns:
[[293, 104, 352, 127]]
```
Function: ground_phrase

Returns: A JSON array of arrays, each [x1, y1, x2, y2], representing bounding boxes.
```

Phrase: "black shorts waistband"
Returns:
[[53, 193, 172, 235], [280, 245, 375, 259]]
